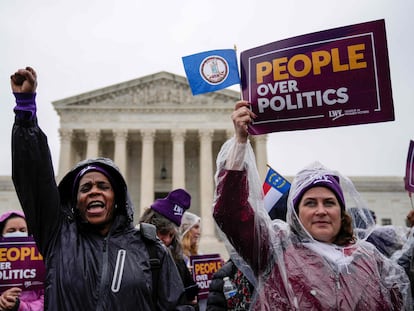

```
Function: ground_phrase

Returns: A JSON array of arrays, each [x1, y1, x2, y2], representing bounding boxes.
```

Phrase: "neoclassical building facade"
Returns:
[[52, 71, 268, 241], [0, 71, 410, 256]]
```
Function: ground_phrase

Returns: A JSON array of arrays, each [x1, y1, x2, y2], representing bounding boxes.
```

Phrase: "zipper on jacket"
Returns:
[[96, 236, 110, 310], [103, 237, 107, 252]]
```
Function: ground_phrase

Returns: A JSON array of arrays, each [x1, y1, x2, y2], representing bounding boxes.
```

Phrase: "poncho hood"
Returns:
[[58, 157, 134, 224]]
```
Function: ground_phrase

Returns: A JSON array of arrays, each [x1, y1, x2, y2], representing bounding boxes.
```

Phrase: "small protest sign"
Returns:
[[190, 253, 223, 300], [0, 236, 45, 292]]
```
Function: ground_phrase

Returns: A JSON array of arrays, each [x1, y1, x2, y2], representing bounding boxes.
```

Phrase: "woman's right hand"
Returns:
[[231, 100, 256, 143], [10, 66, 37, 93], [0, 287, 21, 310]]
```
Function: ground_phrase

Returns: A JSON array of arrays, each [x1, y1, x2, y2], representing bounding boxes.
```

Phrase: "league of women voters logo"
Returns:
[[312, 175, 333, 185], [173, 204, 184, 216], [199, 55, 229, 85]]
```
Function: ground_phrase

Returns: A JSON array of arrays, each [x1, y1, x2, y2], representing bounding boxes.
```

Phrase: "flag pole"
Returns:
[[405, 140, 414, 208], [234, 44, 243, 101], [235, 43, 256, 136]]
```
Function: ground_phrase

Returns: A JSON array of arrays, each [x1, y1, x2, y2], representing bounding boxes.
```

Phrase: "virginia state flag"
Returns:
[[405, 140, 414, 194], [263, 166, 291, 213], [182, 49, 240, 95]]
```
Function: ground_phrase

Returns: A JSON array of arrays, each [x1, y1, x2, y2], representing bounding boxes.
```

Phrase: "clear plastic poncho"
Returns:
[[213, 137, 412, 310]]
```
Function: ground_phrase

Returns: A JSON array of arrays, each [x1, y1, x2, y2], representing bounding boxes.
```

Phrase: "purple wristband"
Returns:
[[13, 92, 37, 120]]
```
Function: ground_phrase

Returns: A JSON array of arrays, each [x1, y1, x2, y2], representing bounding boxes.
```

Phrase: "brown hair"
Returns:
[[294, 187, 354, 246], [333, 211, 355, 246]]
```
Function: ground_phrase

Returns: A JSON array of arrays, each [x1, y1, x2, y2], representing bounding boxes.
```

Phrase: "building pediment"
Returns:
[[53, 71, 240, 115]]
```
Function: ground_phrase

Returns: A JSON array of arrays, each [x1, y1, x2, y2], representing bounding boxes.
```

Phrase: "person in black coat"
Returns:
[[10, 66, 191, 311], [140, 189, 200, 310]]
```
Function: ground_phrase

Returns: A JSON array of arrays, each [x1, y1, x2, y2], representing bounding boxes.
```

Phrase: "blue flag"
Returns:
[[182, 49, 240, 96], [263, 166, 291, 213]]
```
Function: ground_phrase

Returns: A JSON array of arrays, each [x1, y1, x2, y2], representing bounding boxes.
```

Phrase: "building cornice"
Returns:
[[1, 176, 406, 193], [285, 175, 406, 193], [52, 71, 240, 115]]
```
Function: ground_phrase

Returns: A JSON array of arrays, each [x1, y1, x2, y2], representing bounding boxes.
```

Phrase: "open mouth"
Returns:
[[87, 201, 105, 214]]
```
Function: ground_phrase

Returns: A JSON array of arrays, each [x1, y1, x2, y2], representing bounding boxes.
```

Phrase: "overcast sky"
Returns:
[[0, 0, 413, 178]]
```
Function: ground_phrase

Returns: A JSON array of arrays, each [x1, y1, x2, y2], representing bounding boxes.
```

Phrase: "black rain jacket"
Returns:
[[12, 114, 188, 311]]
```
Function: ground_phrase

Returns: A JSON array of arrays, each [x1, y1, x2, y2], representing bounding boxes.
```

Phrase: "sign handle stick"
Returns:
[[234, 44, 243, 101]]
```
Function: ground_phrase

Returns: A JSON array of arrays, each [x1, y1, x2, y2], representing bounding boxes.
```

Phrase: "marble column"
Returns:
[[199, 129, 215, 238], [57, 128, 73, 182], [254, 134, 268, 182], [85, 129, 100, 159], [226, 129, 234, 140], [113, 129, 128, 176], [140, 129, 155, 214], [171, 129, 186, 189]]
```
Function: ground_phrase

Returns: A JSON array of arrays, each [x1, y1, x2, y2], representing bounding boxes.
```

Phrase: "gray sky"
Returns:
[[0, 0, 413, 177]]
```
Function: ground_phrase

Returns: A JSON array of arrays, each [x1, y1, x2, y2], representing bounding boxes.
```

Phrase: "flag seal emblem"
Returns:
[[199, 56, 229, 85]]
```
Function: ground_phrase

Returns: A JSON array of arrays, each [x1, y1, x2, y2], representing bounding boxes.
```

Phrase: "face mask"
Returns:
[[3, 231, 28, 238]]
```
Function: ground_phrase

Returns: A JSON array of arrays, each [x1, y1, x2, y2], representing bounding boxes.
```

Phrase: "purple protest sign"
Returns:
[[0, 236, 45, 292], [240, 19, 394, 135], [190, 253, 223, 300]]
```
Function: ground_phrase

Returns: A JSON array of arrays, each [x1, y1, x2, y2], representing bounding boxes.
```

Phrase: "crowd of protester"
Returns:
[[2, 66, 414, 311]]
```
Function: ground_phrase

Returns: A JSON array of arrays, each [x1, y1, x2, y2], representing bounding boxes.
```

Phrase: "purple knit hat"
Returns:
[[0, 210, 25, 224], [151, 189, 191, 226], [0, 210, 26, 235], [293, 174, 345, 210]]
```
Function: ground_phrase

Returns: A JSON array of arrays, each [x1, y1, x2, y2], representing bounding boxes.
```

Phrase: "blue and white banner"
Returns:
[[263, 166, 291, 212], [182, 49, 240, 95]]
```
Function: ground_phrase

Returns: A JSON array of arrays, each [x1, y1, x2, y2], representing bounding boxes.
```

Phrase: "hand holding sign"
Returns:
[[240, 19, 394, 135], [231, 100, 257, 144], [0, 237, 45, 291], [190, 254, 223, 300]]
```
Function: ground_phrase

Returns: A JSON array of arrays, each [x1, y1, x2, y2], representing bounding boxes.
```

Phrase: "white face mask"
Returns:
[[3, 231, 28, 238]]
